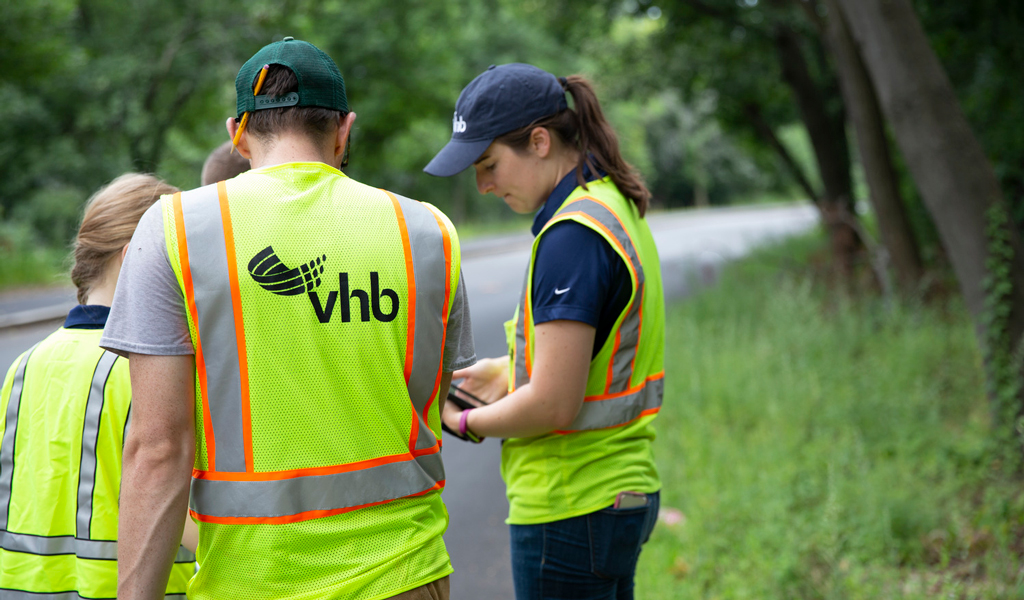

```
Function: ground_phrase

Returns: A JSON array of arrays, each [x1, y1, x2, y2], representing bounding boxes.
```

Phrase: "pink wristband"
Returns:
[[459, 408, 473, 437]]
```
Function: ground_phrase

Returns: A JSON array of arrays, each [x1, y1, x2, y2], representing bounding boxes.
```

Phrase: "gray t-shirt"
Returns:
[[101, 201, 477, 373]]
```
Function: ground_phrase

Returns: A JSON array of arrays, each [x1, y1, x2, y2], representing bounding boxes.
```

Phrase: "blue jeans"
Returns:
[[509, 492, 660, 600]]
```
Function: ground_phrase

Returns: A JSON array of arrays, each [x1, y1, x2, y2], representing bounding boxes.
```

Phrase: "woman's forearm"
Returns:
[[465, 383, 572, 438], [462, 320, 595, 438]]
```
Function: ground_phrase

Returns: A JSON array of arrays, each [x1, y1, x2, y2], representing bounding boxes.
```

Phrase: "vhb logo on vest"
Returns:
[[307, 272, 399, 324], [248, 246, 325, 295], [452, 112, 467, 134], [247, 246, 399, 324]]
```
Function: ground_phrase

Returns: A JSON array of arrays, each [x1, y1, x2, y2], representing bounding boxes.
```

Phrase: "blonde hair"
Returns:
[[71, 173, 179, 304]]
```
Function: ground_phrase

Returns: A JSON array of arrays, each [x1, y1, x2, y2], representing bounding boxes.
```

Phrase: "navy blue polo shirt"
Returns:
[[530, 171, 632, 358], [64, 305, 109, 329]]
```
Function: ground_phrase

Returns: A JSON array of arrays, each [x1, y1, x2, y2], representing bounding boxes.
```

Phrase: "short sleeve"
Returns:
[[100, 202, 194, 358], [443, 272, 476, 372], [530, 220, 632, 354]]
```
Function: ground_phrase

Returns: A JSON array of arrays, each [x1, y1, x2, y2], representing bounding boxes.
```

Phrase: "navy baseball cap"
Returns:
[[424, 63, 569, 177]]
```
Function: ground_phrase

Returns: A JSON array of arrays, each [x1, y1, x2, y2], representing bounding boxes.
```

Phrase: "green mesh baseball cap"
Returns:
[[235, 37, 348, 118]]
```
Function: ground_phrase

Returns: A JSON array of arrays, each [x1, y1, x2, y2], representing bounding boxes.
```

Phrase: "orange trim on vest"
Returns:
[[217, 181, 254, 473], [189, 480, 445, 525], [579, 196, 648, 392], [630, 285, 646, 386], [386, 191, 416, 387], [385, 191, 420, 452], [606, 328, 622, 395], [524, 295, 533, 378], [192, 445, 440, 482], [174, 192, 217, 470], [583, 371, 664, 402], [549, 208, 641, 393], [407, 402, 420, 454], [553, 407, 661, 435], [423, 207, 453, 424], [569, 196, 646, 268]]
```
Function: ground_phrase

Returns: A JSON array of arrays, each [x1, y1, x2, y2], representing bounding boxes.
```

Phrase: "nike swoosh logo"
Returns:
[[554, 287, 570, 295]]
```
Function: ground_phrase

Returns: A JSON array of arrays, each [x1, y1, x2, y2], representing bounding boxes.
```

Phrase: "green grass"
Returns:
[[638, 234, 1024, 599]]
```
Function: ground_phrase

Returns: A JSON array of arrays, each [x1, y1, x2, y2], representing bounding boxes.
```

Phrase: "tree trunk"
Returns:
[[837, 0, 1024, 431], [823, 0, 924, 292], [743, 102, 819, 203], [773, 24, 861, 274]]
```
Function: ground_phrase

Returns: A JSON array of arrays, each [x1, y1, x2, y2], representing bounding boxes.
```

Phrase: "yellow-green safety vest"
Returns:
[[163, 163, 459, 599], [502, 177, 664, 525], [0, 326, 195, 599]]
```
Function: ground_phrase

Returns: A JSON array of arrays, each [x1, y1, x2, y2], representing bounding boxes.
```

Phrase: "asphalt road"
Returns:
[[0, 202, 818, 598]]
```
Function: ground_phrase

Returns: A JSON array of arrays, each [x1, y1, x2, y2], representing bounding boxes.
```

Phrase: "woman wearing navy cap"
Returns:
[[425, 63, 666, 600]]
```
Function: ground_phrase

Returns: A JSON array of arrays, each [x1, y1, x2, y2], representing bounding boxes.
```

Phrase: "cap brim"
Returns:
[[423, 138, 493, 177]]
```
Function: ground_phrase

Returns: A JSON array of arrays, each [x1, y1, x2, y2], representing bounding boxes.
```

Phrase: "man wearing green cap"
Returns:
[[104, 38, 474, 600]]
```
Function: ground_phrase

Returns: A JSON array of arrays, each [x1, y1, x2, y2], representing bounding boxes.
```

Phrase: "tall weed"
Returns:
[[639, 235, 1024, 599]]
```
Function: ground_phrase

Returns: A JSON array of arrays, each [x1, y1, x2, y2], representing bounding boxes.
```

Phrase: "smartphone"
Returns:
[[613, 491, 649, 509], [447, 383, 487, 410]]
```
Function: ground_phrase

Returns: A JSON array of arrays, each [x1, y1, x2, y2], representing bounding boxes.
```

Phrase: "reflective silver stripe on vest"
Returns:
[[76, 351, 117, 539], [511, 196, 655, 429], [512, 274, 530, 392], [179, 184, 247, 472], [560, 199, 645, 394], [514, 198, 645, 392], [0, 591, 186, 600], [0, 529, 117, 560], [0, 527, 193, 563], [182, 187, 451, 518], [391, 194, 449, 451], [565, 377, 663, 431], [190, 451, 444, 519], [0, 344, 39, 530]]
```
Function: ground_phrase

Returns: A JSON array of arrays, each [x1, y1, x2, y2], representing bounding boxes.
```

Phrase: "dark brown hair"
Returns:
[[245, 65, 345, 144], [201, 140, 251, 186], [494, 75, 650, 217], [71, 174, 179, 304]]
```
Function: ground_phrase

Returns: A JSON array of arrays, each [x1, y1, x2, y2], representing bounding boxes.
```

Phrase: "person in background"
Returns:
[[0, 174, 197, 599], [104, 38, 474, 600], [424, 63, 665, 600], [201, 140, 252, 186]]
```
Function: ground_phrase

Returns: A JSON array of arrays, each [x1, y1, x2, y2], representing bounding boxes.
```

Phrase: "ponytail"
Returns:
[[495, 75, 651, 217]]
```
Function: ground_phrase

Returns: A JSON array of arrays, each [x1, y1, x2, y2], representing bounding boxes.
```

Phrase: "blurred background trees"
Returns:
[[1, 0, 1019, 240], [2, 0, 1023, 418]]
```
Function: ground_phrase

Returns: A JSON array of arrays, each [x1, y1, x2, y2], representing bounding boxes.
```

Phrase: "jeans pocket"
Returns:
[[587, 505, 649, 579]]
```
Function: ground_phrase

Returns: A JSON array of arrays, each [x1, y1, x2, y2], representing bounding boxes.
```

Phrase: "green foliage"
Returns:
[[0, 0, 285, 242], [638, 234, 1024, 599], [1, 0, 781, 258], [981, 202, 1024, 456], [0, 219, 65, 290], [641, 89, 769, 207], [916, 1, 1024, 224]]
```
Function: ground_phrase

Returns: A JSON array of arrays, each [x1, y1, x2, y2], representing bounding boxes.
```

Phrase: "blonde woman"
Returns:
[[0, 174, 197, 599]]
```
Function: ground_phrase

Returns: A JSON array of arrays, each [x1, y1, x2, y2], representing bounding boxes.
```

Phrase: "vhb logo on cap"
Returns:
[[452, 112, 467, 134]]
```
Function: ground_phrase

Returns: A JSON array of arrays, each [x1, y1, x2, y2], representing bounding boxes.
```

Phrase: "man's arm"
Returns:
[[438, 371, 453, 416], [119, 353, 196, 600]]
